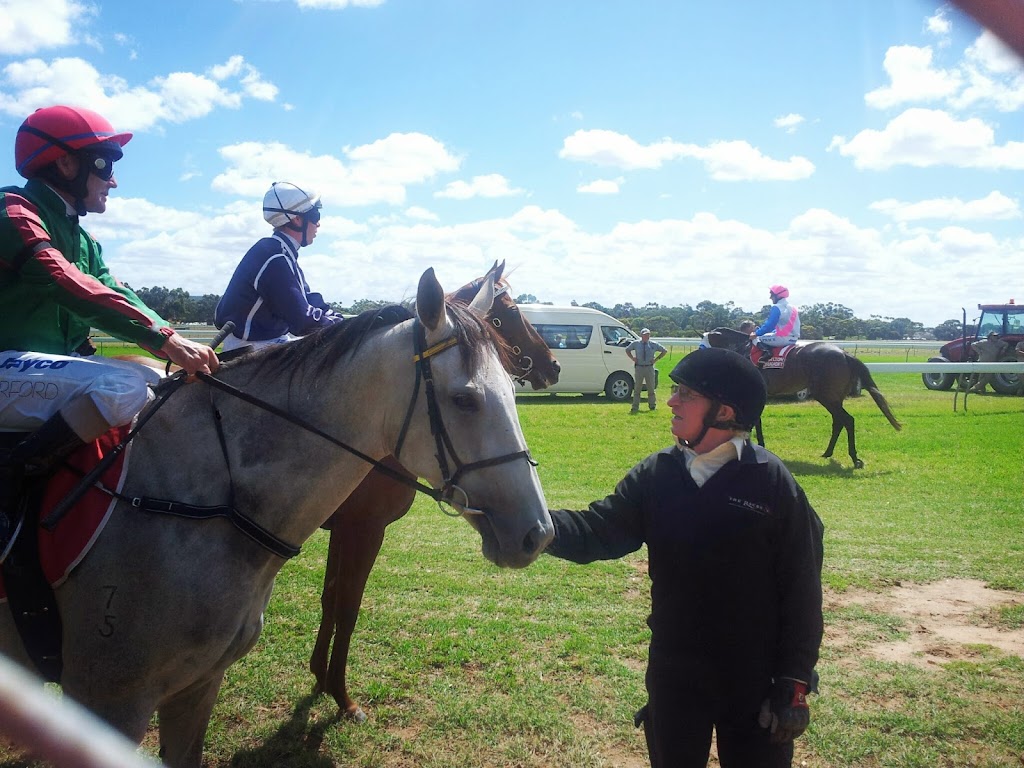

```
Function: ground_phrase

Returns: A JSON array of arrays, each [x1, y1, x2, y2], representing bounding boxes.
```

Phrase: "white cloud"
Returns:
[[0, 55, 279, 130], [93, 190, 1021, 327], [865, 36, 1023, 112], [830, 107, 1024, 170], [924, 9, 951, 39], [560, 129, 813, 181], [577, 179, 621, 195], [435, 174, 524, 200], [0, 0, 92, 55], [774, 113, 805, 133], [865, 45, 963, 109], [869, 191, 1020, 222], [405, 206, 439, 221], [213, 133, 460, 207]]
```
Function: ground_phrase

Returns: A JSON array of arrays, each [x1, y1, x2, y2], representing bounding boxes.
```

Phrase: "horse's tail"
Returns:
[[847, 355, 902, 431]]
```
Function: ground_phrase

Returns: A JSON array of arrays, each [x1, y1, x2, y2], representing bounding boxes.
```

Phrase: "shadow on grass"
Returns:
[[783, 459, 895, 479], [228, 693, 339, 768]]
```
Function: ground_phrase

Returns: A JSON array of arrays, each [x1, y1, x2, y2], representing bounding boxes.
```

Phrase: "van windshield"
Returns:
[[533, 324, 593, 350]]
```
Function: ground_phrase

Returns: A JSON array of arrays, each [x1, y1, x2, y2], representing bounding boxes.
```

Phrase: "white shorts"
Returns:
[[0, 350, 162, 438]]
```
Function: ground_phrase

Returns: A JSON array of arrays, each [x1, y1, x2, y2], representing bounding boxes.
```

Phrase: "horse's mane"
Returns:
[[222, 299, 507, 380]]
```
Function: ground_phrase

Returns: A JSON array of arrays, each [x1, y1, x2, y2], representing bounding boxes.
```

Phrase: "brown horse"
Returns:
[[708, 327, 901, 469], [309, 262, 560, 721]]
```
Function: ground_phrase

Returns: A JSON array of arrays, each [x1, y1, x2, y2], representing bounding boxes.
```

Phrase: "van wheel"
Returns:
[[605, 373, 634, 402]]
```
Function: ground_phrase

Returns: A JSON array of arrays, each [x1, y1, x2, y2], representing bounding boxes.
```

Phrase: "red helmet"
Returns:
[[769, 284, 790, 299], [15, 105, 132, 179]]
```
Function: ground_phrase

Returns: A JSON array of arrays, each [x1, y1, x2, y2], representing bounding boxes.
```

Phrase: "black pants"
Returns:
[[642, 663, 794, 768]]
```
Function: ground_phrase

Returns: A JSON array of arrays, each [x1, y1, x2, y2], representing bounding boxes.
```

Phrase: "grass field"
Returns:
[[3, 351, 1022, 767]]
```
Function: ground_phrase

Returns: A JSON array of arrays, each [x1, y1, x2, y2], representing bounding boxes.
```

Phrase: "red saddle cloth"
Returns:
[[0, 426, 131, 601], [751, 345, 795, 369]]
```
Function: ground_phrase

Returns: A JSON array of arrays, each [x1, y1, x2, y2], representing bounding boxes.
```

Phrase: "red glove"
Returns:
[[758, 677, 810, 744]]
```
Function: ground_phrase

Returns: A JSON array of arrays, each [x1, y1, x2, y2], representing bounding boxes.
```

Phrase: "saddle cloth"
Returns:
[[0, 426, 131, 601], [753, 344, 795, 369]]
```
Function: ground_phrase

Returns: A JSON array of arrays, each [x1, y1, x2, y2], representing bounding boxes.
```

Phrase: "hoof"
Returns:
[[853, 459, 864, 469], [342, 705, 367, 724]]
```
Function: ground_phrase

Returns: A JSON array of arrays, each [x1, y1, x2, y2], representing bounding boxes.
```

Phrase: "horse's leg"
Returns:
[[819, 401, 860, 468], [310, 518, 344, 693], [842, 406, 862, 469], [157, 672, 226, 768], [311, 457, 416, 721], [323, 519, 391, 721]]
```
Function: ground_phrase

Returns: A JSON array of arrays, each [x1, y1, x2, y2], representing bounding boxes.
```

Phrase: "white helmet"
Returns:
[[262, 181, 321, 228]]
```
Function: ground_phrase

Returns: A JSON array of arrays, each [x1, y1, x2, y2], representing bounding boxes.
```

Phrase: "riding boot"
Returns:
[[0, 459, 25, 564], [11, 413, 86, 478], [0, 413, 85, 562]]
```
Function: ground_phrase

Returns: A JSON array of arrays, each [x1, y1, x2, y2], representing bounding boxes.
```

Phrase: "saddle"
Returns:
[[750, 344, 795, 370], [0, 428, 130, 682]]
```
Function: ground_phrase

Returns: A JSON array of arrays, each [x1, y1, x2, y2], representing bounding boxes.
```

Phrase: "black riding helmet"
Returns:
[[670, 347, 767, 431]]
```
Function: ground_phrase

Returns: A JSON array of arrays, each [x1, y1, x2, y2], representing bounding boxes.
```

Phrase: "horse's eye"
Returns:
[[452, 393, 478, 412]]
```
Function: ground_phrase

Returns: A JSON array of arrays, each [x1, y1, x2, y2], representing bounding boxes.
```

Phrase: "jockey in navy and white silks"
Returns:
[[215, 182, 342, 352], [751, 284, 800, 349]]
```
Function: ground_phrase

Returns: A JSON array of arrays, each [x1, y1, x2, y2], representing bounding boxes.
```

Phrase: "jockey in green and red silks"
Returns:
[[0, 104, 219, 561]]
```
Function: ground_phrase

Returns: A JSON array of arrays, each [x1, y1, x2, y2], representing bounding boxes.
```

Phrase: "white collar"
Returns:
[[680, 436, 746, 487]]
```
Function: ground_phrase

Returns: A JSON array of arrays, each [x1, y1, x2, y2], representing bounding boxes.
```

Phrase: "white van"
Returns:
[[515, 305, 657, 400]]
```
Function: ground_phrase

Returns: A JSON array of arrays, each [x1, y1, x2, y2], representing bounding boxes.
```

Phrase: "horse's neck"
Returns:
[[125, 327, 409, 548]]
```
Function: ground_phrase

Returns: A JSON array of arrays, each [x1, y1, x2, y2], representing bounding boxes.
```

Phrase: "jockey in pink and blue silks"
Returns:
[[750, 285, 800, 351]]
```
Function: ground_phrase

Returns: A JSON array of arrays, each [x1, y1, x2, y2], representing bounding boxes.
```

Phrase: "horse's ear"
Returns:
[[468, 270, 496, 316], [416, 268, 445, 332], [491, 259, 505, 284]]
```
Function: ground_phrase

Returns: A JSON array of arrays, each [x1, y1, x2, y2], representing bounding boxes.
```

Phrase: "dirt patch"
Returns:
[[828, 578, 1024, 668]]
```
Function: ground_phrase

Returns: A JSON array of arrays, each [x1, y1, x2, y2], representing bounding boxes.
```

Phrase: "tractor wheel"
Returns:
[[990, 355, 1022, 395], [922, 356, 955, 391]]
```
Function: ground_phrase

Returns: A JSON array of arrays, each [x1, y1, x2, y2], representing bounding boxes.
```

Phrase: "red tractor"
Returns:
[[923, 301, 1024, 394]]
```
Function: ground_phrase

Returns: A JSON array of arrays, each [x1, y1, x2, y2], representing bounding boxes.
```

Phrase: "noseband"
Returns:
[[394, 319, 537, 516]]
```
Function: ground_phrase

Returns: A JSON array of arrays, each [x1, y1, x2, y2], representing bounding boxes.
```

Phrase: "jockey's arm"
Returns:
[[754, 306, 782, 336]]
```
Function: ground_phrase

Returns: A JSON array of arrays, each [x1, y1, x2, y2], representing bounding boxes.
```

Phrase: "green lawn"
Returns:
[[3, 351, 1021, 767]]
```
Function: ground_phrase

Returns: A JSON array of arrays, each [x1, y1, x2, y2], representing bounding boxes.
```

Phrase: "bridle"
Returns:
[[393, 318, 537, 516], [455, 279, 535, 386], [43, 315, 538, 558]]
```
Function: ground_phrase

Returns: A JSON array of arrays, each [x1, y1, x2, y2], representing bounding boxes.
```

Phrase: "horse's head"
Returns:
[[449, 261, 561, 390], [400, 267, 553, 568], [707, 326, 749, 352]]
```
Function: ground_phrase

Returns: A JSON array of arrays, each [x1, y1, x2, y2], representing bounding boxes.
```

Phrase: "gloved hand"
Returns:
[[758, 677, 810, 744]]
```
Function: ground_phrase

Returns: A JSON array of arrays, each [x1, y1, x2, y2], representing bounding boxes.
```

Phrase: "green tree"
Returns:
[[932, 319, 963, 340]]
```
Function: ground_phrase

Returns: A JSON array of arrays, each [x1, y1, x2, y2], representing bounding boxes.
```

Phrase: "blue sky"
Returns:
[[1, 0, 1021, 327]]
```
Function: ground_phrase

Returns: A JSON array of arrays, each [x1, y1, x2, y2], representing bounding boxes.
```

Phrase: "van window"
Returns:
[[533, 324, 593, 350], [602, 326, 634, 347]]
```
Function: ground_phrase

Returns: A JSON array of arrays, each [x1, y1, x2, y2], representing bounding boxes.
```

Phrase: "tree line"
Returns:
[[131, 286, 968, 341]]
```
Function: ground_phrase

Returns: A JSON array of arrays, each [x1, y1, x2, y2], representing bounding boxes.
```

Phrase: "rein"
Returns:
[[41, 315, 537, 558]]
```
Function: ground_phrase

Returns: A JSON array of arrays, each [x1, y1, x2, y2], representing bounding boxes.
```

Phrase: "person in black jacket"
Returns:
[[547, 347, 824, 768]]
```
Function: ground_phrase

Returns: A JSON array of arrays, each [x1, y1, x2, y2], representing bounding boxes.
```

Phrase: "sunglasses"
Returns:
[[669, 384, 704, 402], [85, 153, 117, 181], [305, 204, 321, 224]]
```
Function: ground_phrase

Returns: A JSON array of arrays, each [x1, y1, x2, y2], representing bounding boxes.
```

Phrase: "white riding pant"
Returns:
[[0, 351, 162, 441], [757, 334, 798, 348]]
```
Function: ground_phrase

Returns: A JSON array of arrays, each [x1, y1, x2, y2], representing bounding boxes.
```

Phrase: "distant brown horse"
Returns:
[[309, 262, 560, 721], [708, 327, 901, 469]]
